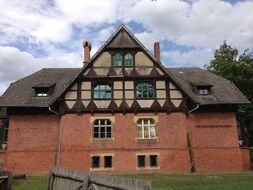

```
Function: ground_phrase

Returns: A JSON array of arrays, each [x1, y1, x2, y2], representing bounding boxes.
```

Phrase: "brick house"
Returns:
[[0, 25, 250, 174]]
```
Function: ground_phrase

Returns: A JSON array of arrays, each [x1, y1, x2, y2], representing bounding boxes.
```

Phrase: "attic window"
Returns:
[[196, 84, 213, 95], [33, 83, 55, 97], [113, 53, 123, 66]]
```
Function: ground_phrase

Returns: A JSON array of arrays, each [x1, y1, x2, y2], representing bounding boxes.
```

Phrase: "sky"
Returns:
[[0, 0, 253, 95]]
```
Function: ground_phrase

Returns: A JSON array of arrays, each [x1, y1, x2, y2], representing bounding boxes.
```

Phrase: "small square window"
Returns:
[[198, 88, 210, 95], [138, 155, 145, 168], [104, 156, 112, 168], [92, 156, 100, 168], [150, 155, 158, 167]]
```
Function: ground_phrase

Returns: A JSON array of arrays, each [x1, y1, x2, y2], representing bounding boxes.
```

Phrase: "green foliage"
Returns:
[[206, 41, 253, 145]]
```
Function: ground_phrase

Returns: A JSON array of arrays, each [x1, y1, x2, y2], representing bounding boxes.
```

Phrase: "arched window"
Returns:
[[136, 82, 154, 99], [137, 119, 156, 139], [93, 84, 112, 99], [112, 53, 123, 66], [124, 53, 133, 67], [93, 119, 112, 139]]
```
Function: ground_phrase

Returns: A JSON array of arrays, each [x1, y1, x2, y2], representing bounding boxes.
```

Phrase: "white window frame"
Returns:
[[136, 119, 156, 139], [93, 119, 112, 139]]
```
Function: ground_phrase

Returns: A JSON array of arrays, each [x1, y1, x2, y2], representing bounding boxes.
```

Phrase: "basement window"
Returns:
[[92, 156, 100, 168], [138, 155, 146, 168], [104, 156, 112, 168], [150, 155, 158, 167]]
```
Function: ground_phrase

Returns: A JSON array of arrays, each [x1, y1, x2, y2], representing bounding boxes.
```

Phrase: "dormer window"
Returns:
[[198, 88, 210, 95], [112, 53, 123, 67], [33, 83, 55, 97], [196, 84, 213, 95]]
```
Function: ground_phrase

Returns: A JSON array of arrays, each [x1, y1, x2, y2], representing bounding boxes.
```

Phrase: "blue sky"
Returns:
[[0, 0, 253, 95]]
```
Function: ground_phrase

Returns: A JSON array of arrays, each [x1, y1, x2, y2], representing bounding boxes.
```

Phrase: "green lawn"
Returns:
[[12, 172, 253, 190]]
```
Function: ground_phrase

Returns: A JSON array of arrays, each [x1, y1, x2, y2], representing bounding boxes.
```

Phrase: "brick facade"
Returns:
[[0, 111, 248, 174]]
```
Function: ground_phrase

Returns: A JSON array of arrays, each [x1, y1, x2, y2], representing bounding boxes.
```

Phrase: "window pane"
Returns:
[[136, 83, 154, 99], [113, 53, 122, 66], [93, 119, 112, 139], [93, 84, 111, 99], [138, 155, 145, 168], [104, 156, 112, 168], [137, 126, 143, 138], [150, 126, 156, 138], [92, 156, 100, 168], [144, 126, 149, 138], [124, 53, 133, 67], [150, 155, 158, 167], [137, 119, 156, 139]]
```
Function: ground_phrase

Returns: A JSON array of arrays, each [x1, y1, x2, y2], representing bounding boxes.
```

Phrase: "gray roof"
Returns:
[[167, 67, 249, 105], [0, 68, 81, 107], [0, 67, 249, 108]]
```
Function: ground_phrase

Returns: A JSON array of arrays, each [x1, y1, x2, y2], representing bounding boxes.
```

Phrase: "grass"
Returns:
[[12, 172, 253, 190]]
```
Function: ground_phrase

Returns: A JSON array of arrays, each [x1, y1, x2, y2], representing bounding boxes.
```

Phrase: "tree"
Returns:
[[206, 41, 253, 146]]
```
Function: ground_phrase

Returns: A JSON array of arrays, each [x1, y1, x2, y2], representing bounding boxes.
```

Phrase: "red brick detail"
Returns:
[[193, 148, 242, 172], [188, 112, 243, 172], [154, 42, 160, 62], [5, 115, 59, 173], [241, 147, 251, 170]]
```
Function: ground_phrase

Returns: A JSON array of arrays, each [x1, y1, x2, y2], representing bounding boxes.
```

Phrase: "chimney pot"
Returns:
[[154, 42, 160, 62], [83, 41, 92, 64]]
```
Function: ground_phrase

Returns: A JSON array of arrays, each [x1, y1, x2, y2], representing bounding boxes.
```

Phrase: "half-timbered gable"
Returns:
[[64, 25, 184, 113]]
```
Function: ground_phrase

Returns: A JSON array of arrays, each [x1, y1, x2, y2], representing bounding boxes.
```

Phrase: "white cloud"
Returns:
[[123, 0, 253, 51], [0, 46, 83, 95], [162, 49, 213, 68]]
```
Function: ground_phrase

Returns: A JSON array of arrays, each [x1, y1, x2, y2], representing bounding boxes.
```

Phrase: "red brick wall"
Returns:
[[188, 112, 243, 172], [5, 115, 59, 173], [59, 112, 190, 173], [241, 148, 251, 170], [3, 112, 244, 174]]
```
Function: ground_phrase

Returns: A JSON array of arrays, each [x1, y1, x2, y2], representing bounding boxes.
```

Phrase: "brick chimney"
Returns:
[[83, 41, 92, 64], [154, 42, 160, 62]]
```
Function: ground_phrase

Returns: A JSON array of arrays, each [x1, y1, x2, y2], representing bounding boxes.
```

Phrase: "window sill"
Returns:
[[90, 167, 114, 171], [136, 166, 160, 170], [91, 138, 114, 142], [135, 138, 158, 142]]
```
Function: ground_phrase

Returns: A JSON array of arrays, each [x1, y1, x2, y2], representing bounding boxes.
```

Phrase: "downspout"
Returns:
[[48, 106, 62, 167], [185, 104, 199, 172]]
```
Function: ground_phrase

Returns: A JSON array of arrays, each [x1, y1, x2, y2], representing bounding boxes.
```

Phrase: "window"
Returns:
[[93, 119, 112, 139], [137, 154, 158, 168], [137, 119, 156, 139], [113, 53, 123, 66], [93, 84, 112, 99], [124, 53, 133, 67], [198, 88, 210, 95], [91, 155, 113, 170], [1, 118, 8, 144], [33, 83, 55, 97], [150, 155, 158, 167], [138, 155, 146, 168], [136, 82, 154, 99], [104, 156, 112, 168], [92, 156, 100, 168]]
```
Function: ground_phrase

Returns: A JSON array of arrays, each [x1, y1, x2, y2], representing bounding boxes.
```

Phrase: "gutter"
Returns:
[[185, 104, 200, 172], [48, 106, 62, 167]]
